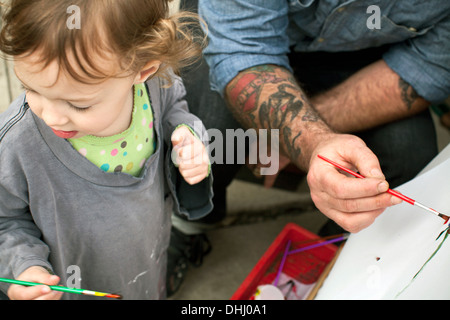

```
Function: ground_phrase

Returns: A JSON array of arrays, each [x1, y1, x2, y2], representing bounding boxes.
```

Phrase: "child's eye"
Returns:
[[21, 84, 91, 112], [67, 102, 91, 112]]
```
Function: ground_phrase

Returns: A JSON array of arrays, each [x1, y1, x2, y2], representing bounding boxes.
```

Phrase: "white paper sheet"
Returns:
[[315, 145, 450, 300]]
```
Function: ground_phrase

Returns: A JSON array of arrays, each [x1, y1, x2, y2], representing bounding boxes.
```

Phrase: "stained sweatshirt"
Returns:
[[0, 75, 213, 300]]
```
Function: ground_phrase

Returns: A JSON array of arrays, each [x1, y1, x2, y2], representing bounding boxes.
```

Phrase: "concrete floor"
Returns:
[[170, 113, 450, 300], [170, 178, 328, 300]]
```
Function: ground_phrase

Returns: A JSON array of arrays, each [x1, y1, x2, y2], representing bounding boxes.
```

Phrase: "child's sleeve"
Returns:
[[155, 74, 214, 222], [0, 150, 53, 293], [160, 75, 209, 147]]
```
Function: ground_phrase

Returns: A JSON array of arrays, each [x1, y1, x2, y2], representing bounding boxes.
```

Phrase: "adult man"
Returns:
[[167, 0, 449, 295], [197, 0, 448, 229]]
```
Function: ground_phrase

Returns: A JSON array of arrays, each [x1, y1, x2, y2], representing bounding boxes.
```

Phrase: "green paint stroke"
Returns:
[[395, 226, 450, 298]]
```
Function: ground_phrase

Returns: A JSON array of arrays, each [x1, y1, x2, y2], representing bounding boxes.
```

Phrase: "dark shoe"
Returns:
[[166, 227, 212, 297]]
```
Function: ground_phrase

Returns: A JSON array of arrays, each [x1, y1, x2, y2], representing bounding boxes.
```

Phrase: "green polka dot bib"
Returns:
[[68, 84, 155, 177]]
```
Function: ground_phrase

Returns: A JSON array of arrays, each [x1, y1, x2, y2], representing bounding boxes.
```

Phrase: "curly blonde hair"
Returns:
[[0, 0, 206, 84]]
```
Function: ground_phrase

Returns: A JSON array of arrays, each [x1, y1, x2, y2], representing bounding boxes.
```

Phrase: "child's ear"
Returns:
[[135, 61, 161, 84]]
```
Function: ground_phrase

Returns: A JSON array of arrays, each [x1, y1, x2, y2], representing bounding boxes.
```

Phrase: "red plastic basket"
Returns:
[[231, 223, 338, 300]]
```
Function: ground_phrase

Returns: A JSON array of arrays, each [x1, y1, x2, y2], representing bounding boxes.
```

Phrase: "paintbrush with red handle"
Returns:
[[318, 155, 450, 223]]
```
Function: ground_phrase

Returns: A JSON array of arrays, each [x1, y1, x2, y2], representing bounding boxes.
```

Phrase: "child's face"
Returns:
[[14, 52, 140, 139]]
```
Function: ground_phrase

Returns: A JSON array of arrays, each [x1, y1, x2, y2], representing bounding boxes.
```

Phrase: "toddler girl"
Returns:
[[0, 0, 212, 299]]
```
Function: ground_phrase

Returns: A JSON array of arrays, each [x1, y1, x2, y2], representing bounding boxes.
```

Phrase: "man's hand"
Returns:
[[248, 153, 291, 188], [307, 134, 402, 233], [7, 266, 63, 300]]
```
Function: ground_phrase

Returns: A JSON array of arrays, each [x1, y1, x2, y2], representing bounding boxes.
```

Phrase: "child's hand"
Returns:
[[171, 126, 209, 185], [7, 266, 63, 300]]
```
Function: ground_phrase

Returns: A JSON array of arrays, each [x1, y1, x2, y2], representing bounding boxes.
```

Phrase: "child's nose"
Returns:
[[41, 100, 70, 128]]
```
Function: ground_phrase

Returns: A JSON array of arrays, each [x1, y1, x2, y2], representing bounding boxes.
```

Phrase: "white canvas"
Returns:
[[315, 145, 450, 300]]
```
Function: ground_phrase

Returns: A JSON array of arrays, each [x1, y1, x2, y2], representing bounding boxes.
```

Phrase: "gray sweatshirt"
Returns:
[[0, 76, 213, 299]]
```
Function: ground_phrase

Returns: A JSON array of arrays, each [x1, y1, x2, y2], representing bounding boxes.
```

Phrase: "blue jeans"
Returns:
[[181, 58, 242, 224]]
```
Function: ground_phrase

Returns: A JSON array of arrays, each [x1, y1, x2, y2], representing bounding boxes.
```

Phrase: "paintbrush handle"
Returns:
[[288, 234, 348, 255], [0, 277, 122, 299], [386, 189, 415, 205], [317, 155, 364, 179], [0, 277, 82, 294], [318, 155, 449, 222], [317, 155, 415, 204]]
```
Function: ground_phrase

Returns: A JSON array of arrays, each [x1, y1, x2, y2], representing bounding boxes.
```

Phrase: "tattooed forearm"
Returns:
[[226, 65, 328, 168], [227, 65, 284, 128], [260, 83, 303, 129], [301, 109, 320, 122], [283, 126, 302, 161], [399, 78, 419, 110], [226, 65, 318, 129]]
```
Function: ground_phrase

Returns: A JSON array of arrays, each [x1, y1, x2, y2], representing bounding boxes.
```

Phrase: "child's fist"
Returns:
[[171, 126, 209, 185], [7, 266, 63, 300]]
